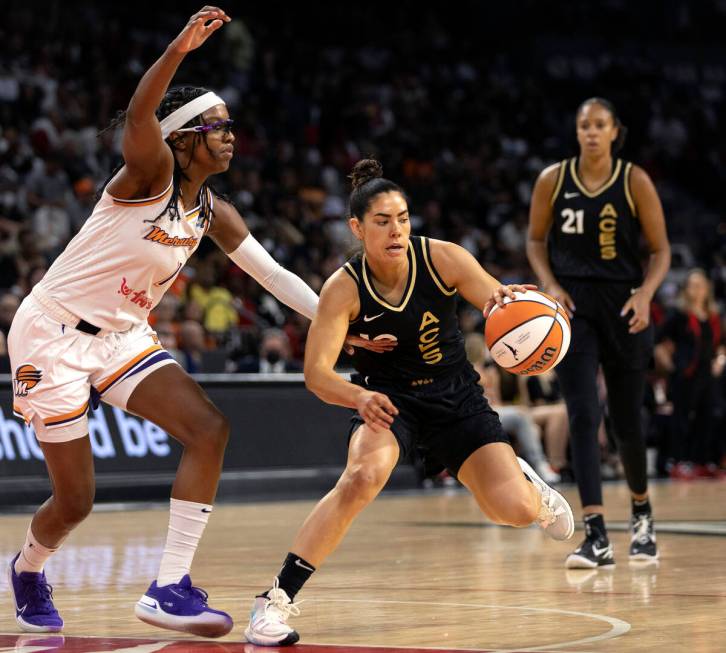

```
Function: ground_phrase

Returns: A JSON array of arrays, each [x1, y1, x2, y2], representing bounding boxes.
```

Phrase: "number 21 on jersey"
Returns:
[[561, 208, 584, 234]]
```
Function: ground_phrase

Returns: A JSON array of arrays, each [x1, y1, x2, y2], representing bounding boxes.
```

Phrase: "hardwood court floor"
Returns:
[[1, 480, 725, 652]]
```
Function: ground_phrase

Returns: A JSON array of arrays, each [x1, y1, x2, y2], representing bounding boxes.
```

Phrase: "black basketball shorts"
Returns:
[[559, 278, 654, 370], [348, 364, 510, 478]]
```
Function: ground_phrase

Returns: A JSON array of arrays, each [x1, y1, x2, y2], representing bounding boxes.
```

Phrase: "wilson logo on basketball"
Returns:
[[518, 346, 558, 376], [143, 226, 198, 248], [484, 290, 571, 376], [13, 364, 43, 397]]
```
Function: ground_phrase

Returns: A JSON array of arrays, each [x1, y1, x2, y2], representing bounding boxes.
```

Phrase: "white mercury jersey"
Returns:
[[34, 177, 211, 332]]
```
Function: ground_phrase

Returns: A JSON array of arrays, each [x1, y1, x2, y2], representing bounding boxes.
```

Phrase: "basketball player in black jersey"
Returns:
[[527, 98, 671, 569], [244, 159, 575, 646]]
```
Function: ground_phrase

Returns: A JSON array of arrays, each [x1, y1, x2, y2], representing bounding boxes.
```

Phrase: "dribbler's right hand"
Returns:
[[356, 390, 398, 432], [546, 284, 576, 318], [173, 6, 231, 54]]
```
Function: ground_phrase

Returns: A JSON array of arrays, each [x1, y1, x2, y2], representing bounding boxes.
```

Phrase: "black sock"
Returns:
[[583, 513, 607, 541], [261, 552, 316, 601], [632, 497, 651, 516]]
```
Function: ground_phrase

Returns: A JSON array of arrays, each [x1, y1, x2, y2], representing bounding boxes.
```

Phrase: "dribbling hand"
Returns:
[[483, 283, 538, 318], [356, 390, 398, 432], [173, 6, 231, 54]]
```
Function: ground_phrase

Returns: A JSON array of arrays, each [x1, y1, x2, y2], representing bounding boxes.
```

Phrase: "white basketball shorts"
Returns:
[[8, 294, 176, 442]]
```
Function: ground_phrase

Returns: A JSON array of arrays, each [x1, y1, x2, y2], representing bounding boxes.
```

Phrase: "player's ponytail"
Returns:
[[577, 97, 628, 153], [348, 158, 406, 219]]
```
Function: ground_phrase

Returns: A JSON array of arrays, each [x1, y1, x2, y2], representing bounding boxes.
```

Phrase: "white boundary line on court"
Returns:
[[0, 598, 631, 652], [316, 597, 631, 652]]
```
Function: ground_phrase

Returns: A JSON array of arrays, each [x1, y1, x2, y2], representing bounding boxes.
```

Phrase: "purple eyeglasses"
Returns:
[[176, 119, 234, 135]]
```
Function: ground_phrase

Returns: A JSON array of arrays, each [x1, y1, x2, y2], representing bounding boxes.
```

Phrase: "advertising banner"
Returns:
[[0, 376, 352, 478]]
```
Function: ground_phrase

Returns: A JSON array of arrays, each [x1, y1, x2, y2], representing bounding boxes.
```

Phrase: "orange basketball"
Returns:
[[484, 290, 571, 376]]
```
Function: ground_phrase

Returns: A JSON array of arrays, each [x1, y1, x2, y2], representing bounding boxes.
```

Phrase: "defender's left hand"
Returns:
[[621, 289, 651, 334], [483, 284, 538, 318], [343, 334, 398, 355]]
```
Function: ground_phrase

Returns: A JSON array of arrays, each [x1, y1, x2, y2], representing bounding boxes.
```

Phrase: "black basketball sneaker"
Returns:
[[565, 517, 615, 569], [566, 536, 615, 569], [629, 512, 658, 562]]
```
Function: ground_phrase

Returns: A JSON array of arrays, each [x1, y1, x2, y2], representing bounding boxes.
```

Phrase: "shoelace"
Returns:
[[171, 581, 210, 607], [186, 584, 210, 607], [631, 514, 652, 544], [20, 576, 56, 615], [536, 488, 565, 527], [263, 578, 301, 622]]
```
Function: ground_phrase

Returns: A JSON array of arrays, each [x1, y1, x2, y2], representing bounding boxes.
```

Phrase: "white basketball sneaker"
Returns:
[[517, 456, 575, 541], [244, 577, 301, 646]]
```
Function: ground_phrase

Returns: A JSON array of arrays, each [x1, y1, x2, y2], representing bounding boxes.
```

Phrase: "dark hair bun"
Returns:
[[349, 159, 383, 190]]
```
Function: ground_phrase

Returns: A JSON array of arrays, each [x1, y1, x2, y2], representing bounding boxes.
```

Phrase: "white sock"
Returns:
[[156, 498, 212, 587], [15, 527, 61, 574]]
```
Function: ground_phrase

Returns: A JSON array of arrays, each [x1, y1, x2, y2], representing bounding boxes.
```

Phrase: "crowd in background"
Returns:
[[1, 0, 725, 478]]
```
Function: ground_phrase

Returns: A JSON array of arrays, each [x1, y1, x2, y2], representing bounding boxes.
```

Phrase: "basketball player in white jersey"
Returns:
[[6, 5, 390, 638]]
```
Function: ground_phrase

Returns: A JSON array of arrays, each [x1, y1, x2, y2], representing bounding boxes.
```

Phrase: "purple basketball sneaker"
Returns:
[[7, 553, 63, 633], [135, 574, 233, 638]]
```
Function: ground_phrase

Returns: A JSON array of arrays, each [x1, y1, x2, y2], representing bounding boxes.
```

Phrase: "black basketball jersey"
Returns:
[[342, 236, 467, 387], [548, 157, 643, 283]]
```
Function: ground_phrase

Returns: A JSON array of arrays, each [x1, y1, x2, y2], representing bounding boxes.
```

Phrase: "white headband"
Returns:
[[159, 91, 226, 138]]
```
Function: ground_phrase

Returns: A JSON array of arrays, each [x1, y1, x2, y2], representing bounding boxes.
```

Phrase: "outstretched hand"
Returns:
[[172, 6, 231, 54], [483, 283, 538, 318]]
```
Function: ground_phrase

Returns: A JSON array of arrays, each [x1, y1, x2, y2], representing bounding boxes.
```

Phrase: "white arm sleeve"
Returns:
[[227, 234, 319, 320]]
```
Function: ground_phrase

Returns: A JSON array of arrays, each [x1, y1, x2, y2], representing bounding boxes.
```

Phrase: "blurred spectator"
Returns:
[[149, 294, 181, 330], [521, 371, 571, 477], [187, 262, 238, 342], [153, 319, 184, 367], [655, 268, 725, 478], [465, 333, 560, 483], [66, 176, 97, 232], [177, 320, 208, 374], [0, 291, 20, 339], [25, 152, 71, 255], [0, 227, 47, 293], [0, 329, 8, 373], [235, 327, 303, 373]]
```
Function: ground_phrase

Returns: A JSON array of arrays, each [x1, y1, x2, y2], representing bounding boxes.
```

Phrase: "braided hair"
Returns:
[[98, 85, 226, 228]]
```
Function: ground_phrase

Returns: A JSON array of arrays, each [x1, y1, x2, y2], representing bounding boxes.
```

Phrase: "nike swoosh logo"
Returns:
[[363, 313, 385, 322], [201, 508, 212, 513], [564, 192, 580, 199], [592, 545, 611, 557], [138, 599, 157, 609], [294, 558, 315, 572], [18, 603, 27, 615]]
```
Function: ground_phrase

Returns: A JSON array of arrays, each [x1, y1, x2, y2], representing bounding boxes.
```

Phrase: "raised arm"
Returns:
[[110, 7, 230, 197], [304, 271, 398, 431], [620, 165, 671, 333], [526, 164, 576, 316]]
